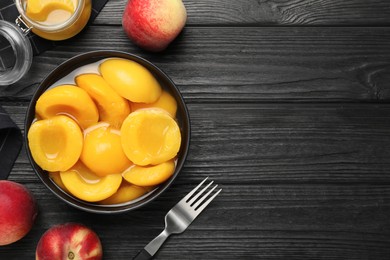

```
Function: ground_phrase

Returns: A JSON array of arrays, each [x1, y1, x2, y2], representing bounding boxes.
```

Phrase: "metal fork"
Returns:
[[133, 177, 222, 259]]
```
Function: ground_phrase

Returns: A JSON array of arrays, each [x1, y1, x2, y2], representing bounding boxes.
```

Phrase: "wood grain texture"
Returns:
[[4, 102, 390, 185], [94, 0, 390, 26], [1, 26, 390, 102], [2, 101, 390, 259], [1, 1, 390, 259], [0, 181, 389, 260]]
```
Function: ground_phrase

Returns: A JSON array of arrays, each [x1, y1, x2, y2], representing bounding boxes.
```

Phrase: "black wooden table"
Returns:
[[1, 0, 390, 259]]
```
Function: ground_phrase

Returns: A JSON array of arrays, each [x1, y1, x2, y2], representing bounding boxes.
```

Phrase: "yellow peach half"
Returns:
[[49, 172, 69, 193], [75, 73, 131, 129], [80, 123, 132, 177], [99, 182, 154, 205], [26, 0, 75, 22], [99, 58, 162, 103], [27, 115, 83, 172], [123, 160, 175, 186], [131, 90, 178, 118], [121, 109, 181, 166], [35, 85, 99, 130], [60, 161, 122, 202]]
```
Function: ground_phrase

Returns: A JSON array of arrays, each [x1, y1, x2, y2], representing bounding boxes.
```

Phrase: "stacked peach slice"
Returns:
[[28, 58, 181, 204], [26, 0, 76, 22]]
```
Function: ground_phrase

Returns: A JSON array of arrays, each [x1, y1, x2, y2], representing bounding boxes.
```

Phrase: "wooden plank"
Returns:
[[4, 102, 390, 184], [1, 26, 390, 102], [2, 101, 390, 259], [95, 0, 390, 26], [1, 23, 390, 260], [0, 178, 389, 259]]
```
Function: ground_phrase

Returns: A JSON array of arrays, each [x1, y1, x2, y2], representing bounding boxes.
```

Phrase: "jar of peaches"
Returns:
[[15, 0, 91, 40], [0, 0, 91, 85]]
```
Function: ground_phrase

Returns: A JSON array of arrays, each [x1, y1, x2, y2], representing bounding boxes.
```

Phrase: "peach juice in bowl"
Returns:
[[25, 51, 190, 214]]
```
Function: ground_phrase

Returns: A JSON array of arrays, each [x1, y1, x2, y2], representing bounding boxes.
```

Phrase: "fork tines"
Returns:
[[184, 177, 222, 212]]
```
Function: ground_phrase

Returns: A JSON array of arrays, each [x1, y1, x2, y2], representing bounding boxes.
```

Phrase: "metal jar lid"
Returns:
[[0, 19, 33, 86]]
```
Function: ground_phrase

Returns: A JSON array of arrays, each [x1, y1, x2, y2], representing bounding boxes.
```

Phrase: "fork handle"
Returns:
[[145, 229, 169, 255], [132, 249, 152, 260], [133, 230, 169, 259]]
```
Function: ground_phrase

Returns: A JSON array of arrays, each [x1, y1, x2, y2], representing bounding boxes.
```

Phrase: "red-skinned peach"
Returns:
[[122, 0, 187, 52], [36, 223, 102, 260], [0, 180, 38, 246]]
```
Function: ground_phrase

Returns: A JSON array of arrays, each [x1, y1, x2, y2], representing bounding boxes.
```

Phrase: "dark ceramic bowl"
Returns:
[[25, 50, 190, 214]]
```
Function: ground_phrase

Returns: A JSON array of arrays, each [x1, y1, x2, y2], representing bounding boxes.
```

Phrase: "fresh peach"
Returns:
[[36, 222, 102, 260], [0, 180, 38, 246], [99, 58, 162, 103], [122, 0, 187, 52]]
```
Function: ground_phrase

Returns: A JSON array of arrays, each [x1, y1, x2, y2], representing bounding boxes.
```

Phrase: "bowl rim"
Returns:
[[24, 50, 191, 214]]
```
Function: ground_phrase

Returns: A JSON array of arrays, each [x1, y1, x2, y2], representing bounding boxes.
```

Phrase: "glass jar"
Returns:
[[0, 0, 92, 85], [15, 0, 92, 41], [0, 20, 32, 86]]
